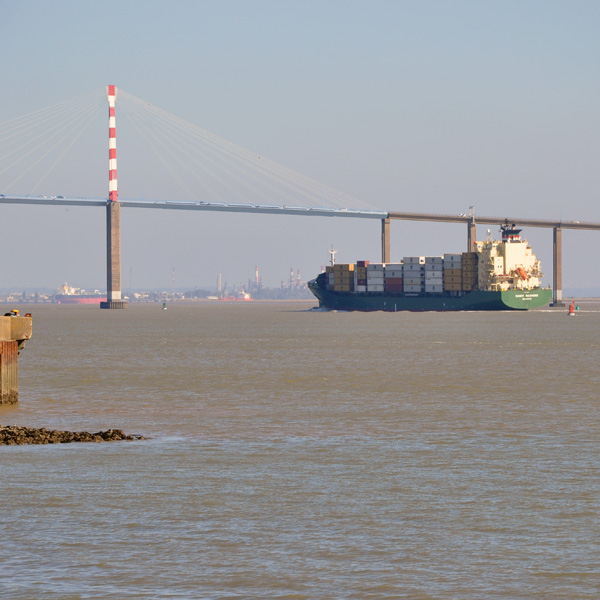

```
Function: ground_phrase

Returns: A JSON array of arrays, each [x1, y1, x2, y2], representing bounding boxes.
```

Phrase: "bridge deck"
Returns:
[[3, 196, 600, 229], [0, 196, 387, 219], [387, 211, 600, 230]]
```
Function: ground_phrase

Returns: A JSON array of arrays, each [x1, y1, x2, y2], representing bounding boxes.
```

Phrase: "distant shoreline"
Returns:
[[0, 298, 318, 305]]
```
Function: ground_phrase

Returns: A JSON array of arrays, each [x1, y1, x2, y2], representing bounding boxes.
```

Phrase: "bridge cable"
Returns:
[[118, 90, 378, 211], [1, 94, 104, 192]]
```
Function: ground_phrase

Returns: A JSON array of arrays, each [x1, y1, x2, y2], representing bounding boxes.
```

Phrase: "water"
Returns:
[[1, 301, 599, 599]]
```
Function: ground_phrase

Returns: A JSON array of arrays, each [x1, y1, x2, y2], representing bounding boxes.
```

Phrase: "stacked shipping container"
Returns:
[[324, 252, 480, 295], [384, 263, 403, 293], [461, 252, 478, 291], [325, 263, 355, 292], [366, 263, 385, 292], [424, 256, 443, 294], [354, 260, 369, 292], [443, 253, 462, 293], [403, 256, 425, 293]]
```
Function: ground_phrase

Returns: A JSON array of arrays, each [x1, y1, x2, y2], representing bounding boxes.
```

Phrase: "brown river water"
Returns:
[[1, 301, 599, 599]]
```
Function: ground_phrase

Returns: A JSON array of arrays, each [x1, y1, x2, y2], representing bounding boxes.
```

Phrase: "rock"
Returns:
[[0, 425, 146, 445]]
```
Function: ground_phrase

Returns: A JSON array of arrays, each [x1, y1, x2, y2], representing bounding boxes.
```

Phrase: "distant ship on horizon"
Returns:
[[218, 291, 252, 302], [53, 283, 107, 305]]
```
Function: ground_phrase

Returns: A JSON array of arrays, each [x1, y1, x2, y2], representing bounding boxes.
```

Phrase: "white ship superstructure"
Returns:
[[475, 224, 543, 292]]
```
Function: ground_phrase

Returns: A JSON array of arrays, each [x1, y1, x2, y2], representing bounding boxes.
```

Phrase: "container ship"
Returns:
[[308, 224, 552, 311], [53, 283, 107, 305]]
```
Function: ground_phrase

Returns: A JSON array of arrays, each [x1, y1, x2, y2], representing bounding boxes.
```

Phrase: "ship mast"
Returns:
[[328, 244, 338, 266]]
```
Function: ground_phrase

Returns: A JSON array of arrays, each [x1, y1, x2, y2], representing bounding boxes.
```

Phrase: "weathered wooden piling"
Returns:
[[0, 314, 32, 404]]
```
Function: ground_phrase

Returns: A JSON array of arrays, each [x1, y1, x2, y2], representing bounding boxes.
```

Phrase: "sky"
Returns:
[[1, 0, 599, 292]]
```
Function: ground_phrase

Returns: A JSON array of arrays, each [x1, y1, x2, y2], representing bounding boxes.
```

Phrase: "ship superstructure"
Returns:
[[475, 223, 543, 292]]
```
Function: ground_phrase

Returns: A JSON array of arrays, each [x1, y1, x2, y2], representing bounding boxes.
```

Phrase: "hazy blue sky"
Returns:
[[1, 0, 599, 291]]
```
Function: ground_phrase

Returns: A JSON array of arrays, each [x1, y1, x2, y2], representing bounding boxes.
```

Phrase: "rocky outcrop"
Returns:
[[0, 425, 145, 445]]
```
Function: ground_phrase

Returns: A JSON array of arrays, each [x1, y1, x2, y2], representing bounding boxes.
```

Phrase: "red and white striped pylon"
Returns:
[[107, 85, 118, 202]]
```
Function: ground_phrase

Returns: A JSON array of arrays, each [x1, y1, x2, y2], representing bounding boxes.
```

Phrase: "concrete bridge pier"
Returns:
[[381, 218, 390, 263], [100, 201, 127, 309], [552, 225, 564, 307], [0, 315, 32, 404], [467, 220, 477, 251]]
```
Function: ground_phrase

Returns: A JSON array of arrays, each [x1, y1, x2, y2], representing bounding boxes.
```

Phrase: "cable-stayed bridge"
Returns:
[[0, 87, 384, 217], [2, 86, 600, 307]]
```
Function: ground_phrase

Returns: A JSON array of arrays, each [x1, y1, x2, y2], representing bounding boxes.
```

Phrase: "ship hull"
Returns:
[[55, 295, 107, 305], [308, 279, 552, 311]]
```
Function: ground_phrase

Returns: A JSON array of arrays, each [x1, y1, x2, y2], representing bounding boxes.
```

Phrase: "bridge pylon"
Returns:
[[100, 85, 127, 309]]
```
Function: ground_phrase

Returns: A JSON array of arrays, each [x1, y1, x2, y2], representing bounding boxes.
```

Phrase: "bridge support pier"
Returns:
[[552, 225, 564, 307], [467, 220, 477, 251], [381, 218, 390, 263], [100, 201, 127, 309]]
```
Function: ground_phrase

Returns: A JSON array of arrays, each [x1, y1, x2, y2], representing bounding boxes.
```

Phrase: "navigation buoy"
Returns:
[[568, 301, 575, 316], [162, 301, 167, 310]]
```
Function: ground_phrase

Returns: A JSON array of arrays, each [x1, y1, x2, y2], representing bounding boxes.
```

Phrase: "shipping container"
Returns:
[[385, 269, 403, 278], [424, 264, 444, 272], [367, 284, 385, 292], [404, 284, 423, 293], [403, 276, 422, 286], [444, 254, 462, 262], [444, 265, 462, 273], [385, 277, 403, 285], [404, 256, 426, 264], [443, 268, 462, 277], [403, 263, 423, 272], [333, 263, 355, 272], [425, 256, 443, 264], [425, 284, 444, 293], [356, 260, 370, 268], [444, 276, 462, 285]]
